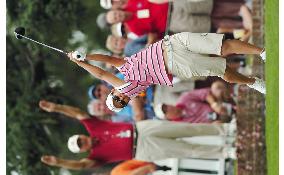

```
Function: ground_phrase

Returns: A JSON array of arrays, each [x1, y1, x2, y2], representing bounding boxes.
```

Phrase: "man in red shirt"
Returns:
[[39, 99, 237, 170], [105, 0, 168, 40], [39, 100, 134, 170], [104, 0, 253, 42]]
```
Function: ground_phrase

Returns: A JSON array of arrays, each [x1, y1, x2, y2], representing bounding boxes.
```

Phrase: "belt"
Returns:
[[132, 124, 138, 157], [163, 35, 173, 74]]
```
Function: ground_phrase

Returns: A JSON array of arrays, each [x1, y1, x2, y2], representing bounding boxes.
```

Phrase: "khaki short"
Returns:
[[163, 33, 227, 79]]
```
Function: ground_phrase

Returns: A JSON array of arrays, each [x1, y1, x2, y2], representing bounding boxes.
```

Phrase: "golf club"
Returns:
[[14, 27, 86, 61]]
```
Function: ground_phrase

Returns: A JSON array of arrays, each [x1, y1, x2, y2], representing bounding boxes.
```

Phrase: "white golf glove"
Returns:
[[72, 51, 86, 61]]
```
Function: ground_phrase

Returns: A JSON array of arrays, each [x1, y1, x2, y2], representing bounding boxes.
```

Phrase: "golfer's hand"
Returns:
[[41, 155, 58, 166], [67, 52, 81, 64], [39, 100, 56, 113]]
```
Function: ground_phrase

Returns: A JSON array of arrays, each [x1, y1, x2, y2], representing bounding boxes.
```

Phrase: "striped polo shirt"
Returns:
[[117, 40, 173, 98]]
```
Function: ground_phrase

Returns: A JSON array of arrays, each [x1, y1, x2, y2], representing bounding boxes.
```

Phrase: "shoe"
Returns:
[[224, 147, 237, 160], [260, 49, 266, 62], [226, 136, 236, 145], [225, 123, 237, 137], [247, 77, 266, 94]]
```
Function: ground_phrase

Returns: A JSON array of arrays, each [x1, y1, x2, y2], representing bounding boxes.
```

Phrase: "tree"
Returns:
[[7, 0, 110, 174]]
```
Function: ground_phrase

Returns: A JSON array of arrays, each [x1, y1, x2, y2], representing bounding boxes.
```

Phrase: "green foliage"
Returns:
[[7, 36, 62, 175], [7, 0, 110, 174]]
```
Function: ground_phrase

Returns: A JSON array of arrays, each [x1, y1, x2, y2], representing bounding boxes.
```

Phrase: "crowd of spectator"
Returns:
[[40, 1, 257, 174], [85, 2, 253, 173], [88, 0, 254, 125]]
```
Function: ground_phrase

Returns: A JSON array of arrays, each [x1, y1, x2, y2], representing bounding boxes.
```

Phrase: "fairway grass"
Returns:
[[265, 0, 279, 174]]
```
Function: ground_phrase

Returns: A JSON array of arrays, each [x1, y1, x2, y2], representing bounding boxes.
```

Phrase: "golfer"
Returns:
[[68, 32, 265, 112], [39, 100, 237, 170]]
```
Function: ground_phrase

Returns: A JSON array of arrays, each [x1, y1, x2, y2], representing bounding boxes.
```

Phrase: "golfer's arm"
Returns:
[[76, 61, 125, 87], [53, 104, 89, 120], [86, 54, 126, 67], [55, 158, 96, 170], [131, 98, 145, 121]]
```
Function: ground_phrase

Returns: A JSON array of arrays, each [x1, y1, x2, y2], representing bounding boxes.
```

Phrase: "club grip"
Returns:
[[156, 165, 172, 171], [72, 51, 86, 61]]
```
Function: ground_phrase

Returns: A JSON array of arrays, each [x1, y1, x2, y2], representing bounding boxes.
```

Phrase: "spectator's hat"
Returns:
[[88, 85, 97, 99], [111, 23, 123, 37], [106, 93, 123, 112], [97, 13, 109, 29], [100, 0, 112, 9], [67, 135, 80, 153], [155, 103, 165, 119]]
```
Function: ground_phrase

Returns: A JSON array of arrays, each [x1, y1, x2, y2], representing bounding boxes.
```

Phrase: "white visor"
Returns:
[[106, 93, 123, 112], [67, 135, 80, 153], [154, 103, 165, 119], [115, 23, 123, 37], [100, 0, 112, 9]]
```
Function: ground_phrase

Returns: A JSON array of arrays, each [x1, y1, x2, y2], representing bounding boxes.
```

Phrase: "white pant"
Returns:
[[135, 120, 230, 161]]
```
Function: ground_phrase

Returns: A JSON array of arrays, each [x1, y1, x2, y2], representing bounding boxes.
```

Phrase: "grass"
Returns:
[[265, 0, 279, 174]]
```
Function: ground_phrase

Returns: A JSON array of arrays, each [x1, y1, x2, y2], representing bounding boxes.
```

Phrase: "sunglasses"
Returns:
[[77, 138, 82, 149], [161, 104, 167, 114], [112, 93, 127, 107]]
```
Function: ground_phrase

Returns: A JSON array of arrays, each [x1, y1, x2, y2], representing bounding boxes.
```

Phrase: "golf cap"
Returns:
[[111, 23, 123, 37], [100, 0, 112, 9], [97, 13, 109, 29], [154, 103, 165, 119], [88, 85, 97, 99], [106, 93, 123, 112], [67, 135, 81, 153]]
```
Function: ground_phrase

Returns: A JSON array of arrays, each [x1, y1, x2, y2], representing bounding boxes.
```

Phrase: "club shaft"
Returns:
[[15, 33, 67, 54]]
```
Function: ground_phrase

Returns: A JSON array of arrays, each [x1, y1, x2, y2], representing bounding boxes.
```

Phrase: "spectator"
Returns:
[[88, 84, 110, 101], [39, 100, 237, 171], [96, 13, 109, 30], [106, 34, 148, 57], [155, 81, 235, 123], [106, 35, 128, 54], [123, 35, 148, 56], [88, 82, 152, 121], [104, 0, 253, 41], [100, 0, 129, 9], [87, 99, 135, 123], [105, 1, 168, 39], [167, 0, 253, 41], [111, 22, 127, 38], [87, 99, 113, 119]]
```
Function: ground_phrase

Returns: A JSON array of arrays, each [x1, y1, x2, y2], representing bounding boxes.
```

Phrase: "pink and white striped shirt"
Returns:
[[116, 40, 173, 98]]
